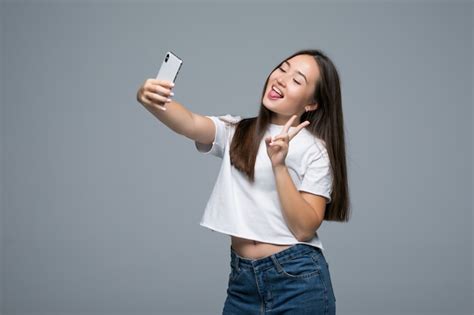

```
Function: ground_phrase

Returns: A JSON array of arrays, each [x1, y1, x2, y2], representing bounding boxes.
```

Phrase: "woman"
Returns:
[[137, 48, 350, 314]]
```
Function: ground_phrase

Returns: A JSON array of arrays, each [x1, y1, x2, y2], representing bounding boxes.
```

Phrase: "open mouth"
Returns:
[[268, 85, 284, 100]]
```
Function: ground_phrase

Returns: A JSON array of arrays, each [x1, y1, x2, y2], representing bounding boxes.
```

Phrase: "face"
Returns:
[[263, 54, 320, 126]]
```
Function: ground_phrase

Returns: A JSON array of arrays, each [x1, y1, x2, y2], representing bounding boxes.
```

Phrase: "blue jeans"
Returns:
[[223, 243, 336, 315]]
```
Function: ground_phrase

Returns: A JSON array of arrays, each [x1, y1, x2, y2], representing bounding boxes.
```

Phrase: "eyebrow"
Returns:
[[283, 60, 308, 83]]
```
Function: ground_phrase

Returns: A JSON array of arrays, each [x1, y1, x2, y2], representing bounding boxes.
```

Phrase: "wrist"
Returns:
[[272, 163, 287, 173]]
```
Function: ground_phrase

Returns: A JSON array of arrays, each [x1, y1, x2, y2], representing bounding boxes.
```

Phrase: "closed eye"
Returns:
[[278, 67, 302, 85]]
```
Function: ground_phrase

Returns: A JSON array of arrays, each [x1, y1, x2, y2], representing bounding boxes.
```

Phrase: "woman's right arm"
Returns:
[[136, 78, 215, 145]]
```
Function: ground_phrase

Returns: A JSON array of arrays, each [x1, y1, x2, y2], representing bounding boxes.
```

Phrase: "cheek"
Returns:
[[286, 88, 305, 101], [299, 87, 314, 101], [268, 73, 277, 82]]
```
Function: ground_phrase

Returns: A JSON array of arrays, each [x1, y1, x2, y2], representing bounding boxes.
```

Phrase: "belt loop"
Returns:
[[270, 255, 283, 273], [235, 255, 240, 272]]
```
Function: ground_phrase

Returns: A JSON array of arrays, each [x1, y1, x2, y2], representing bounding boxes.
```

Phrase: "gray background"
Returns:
[[1, 1, 472, 315]]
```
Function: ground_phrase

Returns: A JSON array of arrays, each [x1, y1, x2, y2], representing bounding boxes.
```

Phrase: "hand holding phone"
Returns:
[[136, 51, 183, 111], [152, 51, 183, 111]]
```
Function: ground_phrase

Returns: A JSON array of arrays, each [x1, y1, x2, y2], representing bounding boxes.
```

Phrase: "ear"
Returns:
[[305, 102, 318, 112]]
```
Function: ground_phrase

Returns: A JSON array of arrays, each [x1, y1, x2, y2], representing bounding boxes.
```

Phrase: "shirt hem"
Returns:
[[199, 221, 324, 251]]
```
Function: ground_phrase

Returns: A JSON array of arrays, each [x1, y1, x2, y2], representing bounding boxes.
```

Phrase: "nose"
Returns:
[[276, 76, 287, 87]]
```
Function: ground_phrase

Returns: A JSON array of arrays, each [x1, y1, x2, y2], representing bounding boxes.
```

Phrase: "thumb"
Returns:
[[265, 136, 272, 146]]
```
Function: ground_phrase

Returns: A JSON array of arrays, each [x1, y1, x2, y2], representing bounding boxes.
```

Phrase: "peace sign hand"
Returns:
[[264, 115, 310, 168]]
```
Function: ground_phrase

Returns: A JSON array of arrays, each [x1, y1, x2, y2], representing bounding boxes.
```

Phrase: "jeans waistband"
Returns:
[[230, 243, 321, 272]]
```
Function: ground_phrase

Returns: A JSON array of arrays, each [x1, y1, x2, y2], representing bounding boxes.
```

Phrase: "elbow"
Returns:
[[296, 231, 315, 243], [296, 222, 321, 242], [297, 210, 323, 242]]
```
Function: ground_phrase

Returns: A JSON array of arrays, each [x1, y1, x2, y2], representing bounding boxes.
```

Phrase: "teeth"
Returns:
[[272, 86, 283, 97]]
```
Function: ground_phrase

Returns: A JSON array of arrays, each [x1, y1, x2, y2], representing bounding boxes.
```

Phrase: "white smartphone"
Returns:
[[156, 51, 183, 84]]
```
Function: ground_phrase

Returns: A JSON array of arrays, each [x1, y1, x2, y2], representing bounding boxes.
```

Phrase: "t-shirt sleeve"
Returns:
[[298, 146, 333, 204], [194, 114, 241, 159]]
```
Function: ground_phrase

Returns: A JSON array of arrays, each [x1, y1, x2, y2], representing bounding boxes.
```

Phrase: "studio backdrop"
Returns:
[[0, 1, 472, 315]]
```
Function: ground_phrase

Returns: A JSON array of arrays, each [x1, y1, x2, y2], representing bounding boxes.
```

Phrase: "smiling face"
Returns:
[[263, 54, 321, 126]]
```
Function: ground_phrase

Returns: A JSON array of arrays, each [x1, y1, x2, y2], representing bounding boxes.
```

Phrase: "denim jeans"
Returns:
[[223, 243, 336, 315]]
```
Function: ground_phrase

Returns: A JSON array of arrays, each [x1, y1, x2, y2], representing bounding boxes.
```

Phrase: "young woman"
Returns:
[[137, 48, 350, 314]]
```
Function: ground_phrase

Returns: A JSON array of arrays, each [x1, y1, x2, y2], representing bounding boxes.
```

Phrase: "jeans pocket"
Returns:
[[274, 252, 321, 279]]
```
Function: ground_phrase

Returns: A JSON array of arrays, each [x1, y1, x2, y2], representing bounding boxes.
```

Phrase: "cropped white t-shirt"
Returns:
[[194, 114, 333, 250]]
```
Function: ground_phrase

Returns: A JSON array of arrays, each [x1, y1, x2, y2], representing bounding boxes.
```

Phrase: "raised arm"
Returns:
[[136, 78, 216, 146]]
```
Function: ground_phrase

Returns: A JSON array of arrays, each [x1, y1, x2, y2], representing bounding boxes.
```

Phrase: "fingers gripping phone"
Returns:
[[156, 51, 183, 85]]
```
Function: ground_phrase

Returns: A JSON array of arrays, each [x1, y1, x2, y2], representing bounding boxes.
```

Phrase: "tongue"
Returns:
[[270, 90, 283, 98]]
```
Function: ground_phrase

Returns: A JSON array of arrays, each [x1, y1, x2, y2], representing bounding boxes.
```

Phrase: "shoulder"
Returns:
[[217, 114, 242, 125], [314, 137, 327, 155], [302, 134, 328, 160]]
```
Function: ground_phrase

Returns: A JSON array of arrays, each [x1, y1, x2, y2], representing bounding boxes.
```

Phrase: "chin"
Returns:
[[262, 98, 270, 108], [262, 100, 277, 112]]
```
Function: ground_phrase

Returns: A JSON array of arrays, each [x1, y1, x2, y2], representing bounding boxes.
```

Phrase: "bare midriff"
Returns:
[[230, 235, 293, 260]]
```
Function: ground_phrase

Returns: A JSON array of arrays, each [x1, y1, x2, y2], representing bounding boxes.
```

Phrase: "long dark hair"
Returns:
[[229, 48, 350, 222]]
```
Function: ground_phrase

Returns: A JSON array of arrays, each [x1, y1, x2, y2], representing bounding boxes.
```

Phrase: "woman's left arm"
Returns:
[[272, 164, 325, 242], [265, 115, 326, 242]]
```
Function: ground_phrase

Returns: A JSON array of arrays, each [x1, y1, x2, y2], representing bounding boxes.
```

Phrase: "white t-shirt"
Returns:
[[194, 114, 333, 250]]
